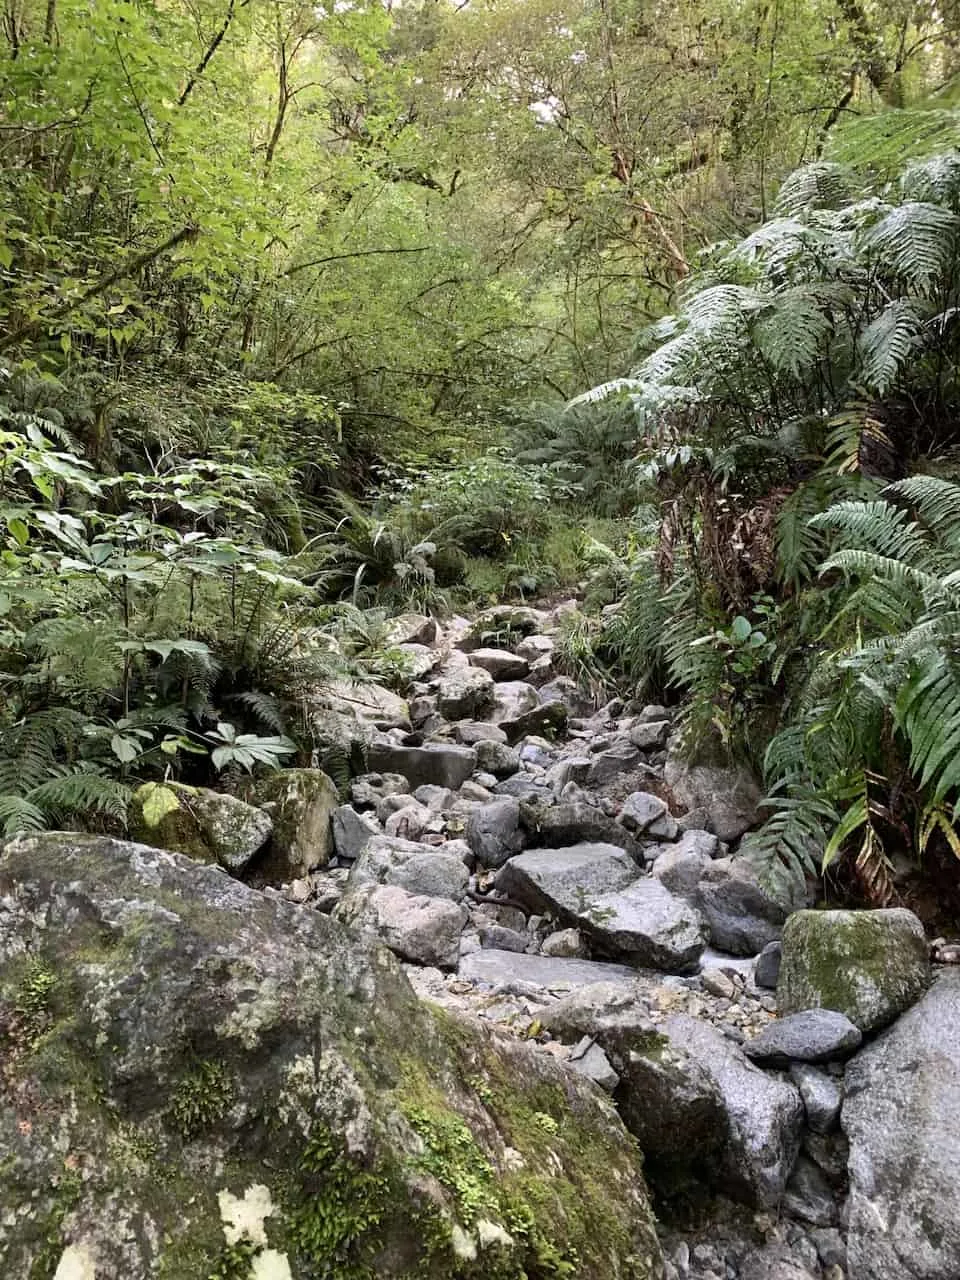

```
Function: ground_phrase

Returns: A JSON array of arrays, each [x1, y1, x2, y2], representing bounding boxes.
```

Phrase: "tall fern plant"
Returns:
[[744, 476, 960, 898]]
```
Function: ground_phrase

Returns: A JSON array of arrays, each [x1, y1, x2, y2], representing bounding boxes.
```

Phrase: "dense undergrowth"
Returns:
[[2, 0, 960, 912]]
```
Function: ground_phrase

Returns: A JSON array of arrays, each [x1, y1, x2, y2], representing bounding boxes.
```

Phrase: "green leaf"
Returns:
[[135, 782, 181, 827]]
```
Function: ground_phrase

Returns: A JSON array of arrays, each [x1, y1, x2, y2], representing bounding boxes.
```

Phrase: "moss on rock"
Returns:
[[777, 907, 930, 1032], [0, 833, 663, 1280]]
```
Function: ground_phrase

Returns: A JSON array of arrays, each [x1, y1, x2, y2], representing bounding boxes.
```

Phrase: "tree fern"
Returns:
[[859, 202, 960, 292], [774, 162, 857, 216]]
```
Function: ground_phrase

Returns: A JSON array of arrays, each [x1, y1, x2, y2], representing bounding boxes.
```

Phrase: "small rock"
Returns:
[[541, 928, 586, 959], [755, 940, 782, 989], [790, 1063, 842, 1134], [568, 1039, 620, 1091], [586, 740, 642, 787], [479, 924, 529, 953], [782, 1156, 839, 1226], [384, 801, 434, 841], [702, 969, 736, 1000]]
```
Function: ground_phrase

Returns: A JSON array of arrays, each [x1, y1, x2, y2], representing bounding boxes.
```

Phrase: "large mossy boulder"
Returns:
[[777, 908, 930, 1032], [0, 833, 662, 1280], [253, 768, 340, 881], [129, 782, 272, 872]]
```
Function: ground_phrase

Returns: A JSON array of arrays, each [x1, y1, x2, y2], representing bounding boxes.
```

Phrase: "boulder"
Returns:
[[474, 739, 521, 779], [366, 741, 478, 791], [777, 907, 930, 1031], [500, 701, 568, 745], [436, 665, 494, 720], [0, 833, 661, 1279], [383, 612, 439, 646], [130, 782, 271, 873], [461, 606, 548, 651], [455, 721, 508, 746], [629, 721, 671, 751], [350, 771, 409, 809], [252, 768, 339, 879], [663, 1014, 804, 1207], [663, 758, 763, 842], [755, 940, 782, 989], [538, 677, 597, 718], [743, 1010, 862, 1065], [651, 829, 719, 896], [396, 643, 438, 680], [490, 681, 541, 723], [586, 741, 642, 788], [348, 834, 469, 901], [468, 648, 530, 681], [459, 949, 639, 990], [518, 800, 644, 862], [842, 971, 960, 1280], [335, 883, 467, 969], [384, 801, 435, 842], [619, 791, 669, 835], [499, 846, 707, 973], [494, 774, 554, 801], [326, 679, 412, 731], [465, 798, 525, 869], [516, 635, 554, 662], [697, 856, 794, 956], [543, 986, 727, 1187]]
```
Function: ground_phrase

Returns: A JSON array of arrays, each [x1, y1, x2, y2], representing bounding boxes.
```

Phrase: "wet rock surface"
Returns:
[[22, 606, 959, 1280]]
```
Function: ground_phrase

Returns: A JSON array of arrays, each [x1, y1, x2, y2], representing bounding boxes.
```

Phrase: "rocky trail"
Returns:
[[2, 602, 958, 1279]]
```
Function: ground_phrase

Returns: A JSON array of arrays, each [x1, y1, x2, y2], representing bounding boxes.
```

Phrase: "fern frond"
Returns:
[[0, 794, 47, 836], [27, 772, 130, 826], [752, 288, 832, 378], [858, 300, 929, 395], [774, 162, 857, 215], [859, 201, 960, 292]]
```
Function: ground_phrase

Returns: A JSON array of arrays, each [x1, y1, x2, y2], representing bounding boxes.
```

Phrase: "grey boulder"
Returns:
[[498, 845, 706, 973], [842, 970, 960, 1280], [348, 833, 469, 901], [663, 1014, 804, 1207], [366, 741, 478, 791], [697, 856, 795, 956], [790, 1064, 842, 1134], [332, 803, 380, 861], [664, 758, 763, 842], [0, 833, 660, 1279], [743, 1010, 862, 1065], [465, 797, 525, 869], [436, 665, 494, 719], [468, 648, 530, 681], [518, 800, 644, 862], [334, 883, 467, 969]]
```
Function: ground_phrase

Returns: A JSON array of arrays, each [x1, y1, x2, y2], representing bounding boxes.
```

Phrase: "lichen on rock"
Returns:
[[0, 832, 663, 1280]]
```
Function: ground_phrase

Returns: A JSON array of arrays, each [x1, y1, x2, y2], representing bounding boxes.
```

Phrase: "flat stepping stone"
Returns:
[[459, 949, 639, 991], [744, 1009, 862, 1065]]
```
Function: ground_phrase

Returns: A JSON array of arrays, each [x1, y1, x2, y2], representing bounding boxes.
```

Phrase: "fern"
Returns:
[[774, 162, 857, 216], [859, 201, 960, 292], [857, 301, 927, 394]]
